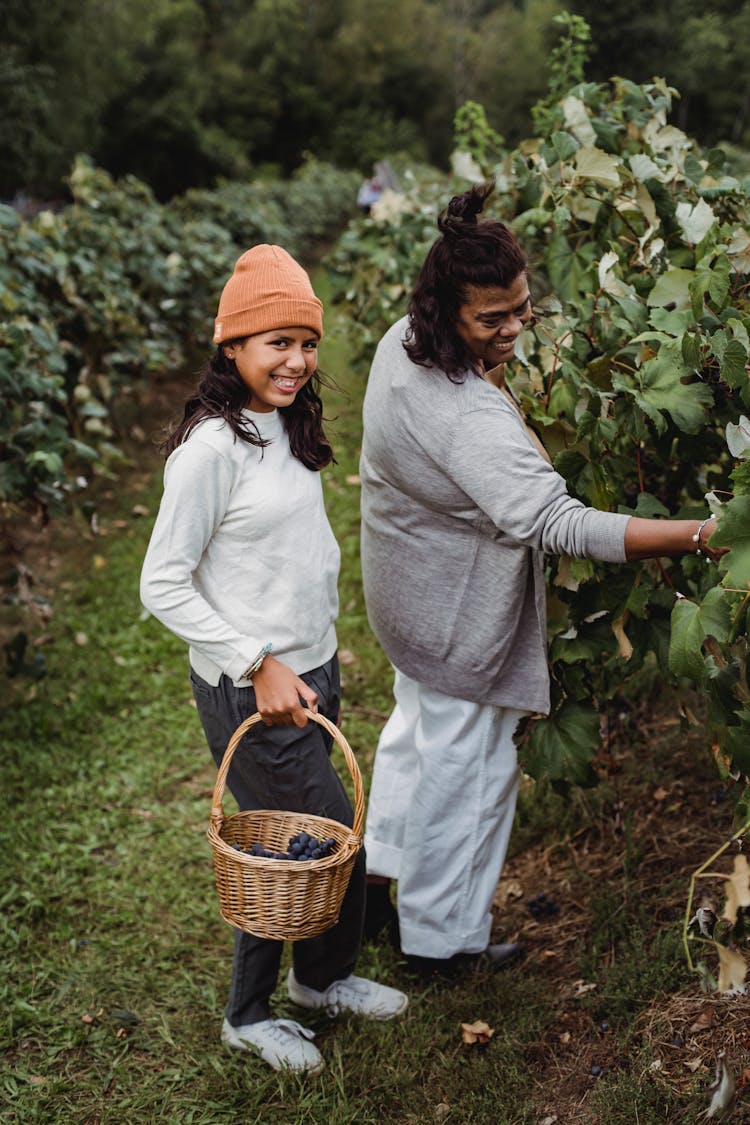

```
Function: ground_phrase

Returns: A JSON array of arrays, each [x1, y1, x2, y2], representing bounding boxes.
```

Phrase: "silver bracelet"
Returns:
[[692, 514, 717, 560], [239, 642, 273, 682]]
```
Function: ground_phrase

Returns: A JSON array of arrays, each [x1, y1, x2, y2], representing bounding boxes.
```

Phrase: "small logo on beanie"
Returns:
[[214, 321, 222, 342]]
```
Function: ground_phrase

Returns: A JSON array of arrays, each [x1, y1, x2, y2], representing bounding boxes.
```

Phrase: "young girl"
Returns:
[[141, 244, 407, 1076]]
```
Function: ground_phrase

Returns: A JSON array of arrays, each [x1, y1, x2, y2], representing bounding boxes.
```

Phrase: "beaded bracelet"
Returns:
[[692, 514, 717, 560]]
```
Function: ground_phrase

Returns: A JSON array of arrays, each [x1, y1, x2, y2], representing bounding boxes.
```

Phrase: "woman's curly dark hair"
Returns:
[[405, 181, 528, 381], [160, 343, 334, 471]]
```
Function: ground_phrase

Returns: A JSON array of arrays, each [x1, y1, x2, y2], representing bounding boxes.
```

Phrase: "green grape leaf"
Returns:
[[712, 496, 750, 588], [519, 702, 600, 785], [633, 492, 670, 518], [681, 331, 703, 371], [720, 339, 748, 388], [549, 131, 579, 162], [649, 306, 693, 334], [635, 343, 714, 434], [647, 268, 694, 311], [669, 587, 732, 682], [694, 253, 731, 310]]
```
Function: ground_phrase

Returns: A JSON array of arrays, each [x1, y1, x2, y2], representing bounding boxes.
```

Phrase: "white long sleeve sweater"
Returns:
[[140, 409, 340, 685]]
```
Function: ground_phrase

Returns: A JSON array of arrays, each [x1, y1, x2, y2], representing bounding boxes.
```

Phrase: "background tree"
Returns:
[[2, 0, 750, 201]]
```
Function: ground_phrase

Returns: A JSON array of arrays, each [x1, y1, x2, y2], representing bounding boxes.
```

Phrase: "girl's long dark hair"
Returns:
[[160, 343, 334, 470], [405, 181, 528, 381]]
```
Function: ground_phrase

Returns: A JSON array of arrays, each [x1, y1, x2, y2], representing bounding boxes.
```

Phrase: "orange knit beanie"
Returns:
[[213, 244, 324, 344]]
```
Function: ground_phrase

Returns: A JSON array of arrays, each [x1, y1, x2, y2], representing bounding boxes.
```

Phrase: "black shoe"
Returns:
[[363, 883, 401, 948], [405, 943, 523, 981]]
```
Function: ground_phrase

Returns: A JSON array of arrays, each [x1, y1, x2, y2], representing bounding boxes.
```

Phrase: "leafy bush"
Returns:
[[326, 78, 750, 811], [0, 155, 359, 515]]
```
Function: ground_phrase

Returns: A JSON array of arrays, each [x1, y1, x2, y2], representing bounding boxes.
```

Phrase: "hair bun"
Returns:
[[437, 180, 495, 237]]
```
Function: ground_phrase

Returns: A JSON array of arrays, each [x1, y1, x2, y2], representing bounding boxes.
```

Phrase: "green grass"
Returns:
[[0, 271, 725, 1123]]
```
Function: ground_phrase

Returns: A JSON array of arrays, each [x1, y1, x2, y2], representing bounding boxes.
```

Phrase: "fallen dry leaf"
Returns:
[[338, 649, 357, 665], [493, 878, 523, 910], [461, 1020, 495, 1045], [653, 786, 669, 801], [345, 474, 361, 486], [689, 1005, 715, 1033], [571, 979, 597, 997]]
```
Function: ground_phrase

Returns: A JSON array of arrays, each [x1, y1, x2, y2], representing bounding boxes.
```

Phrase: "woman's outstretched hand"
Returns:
[[624, 515, 729, 563], [249, 655, 318, 727]]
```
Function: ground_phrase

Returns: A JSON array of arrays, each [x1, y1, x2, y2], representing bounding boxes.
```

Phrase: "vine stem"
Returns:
[[682, 814, 750, 972], [729, 590, 750, 643], [635, 442, 675, 588], [541, 329, 572, 413], [636, 444, 645, 493]]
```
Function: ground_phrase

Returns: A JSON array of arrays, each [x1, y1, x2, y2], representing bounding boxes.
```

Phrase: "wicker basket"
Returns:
[[207, 709, 364, 941]]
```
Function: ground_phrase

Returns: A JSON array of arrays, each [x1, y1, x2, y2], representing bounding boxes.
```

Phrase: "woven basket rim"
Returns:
[[207, 808, 360, 870]]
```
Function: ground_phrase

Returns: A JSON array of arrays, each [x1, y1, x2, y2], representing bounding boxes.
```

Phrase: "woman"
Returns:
[[141, 244, 407, 1075], [359, 182, 722, 980]]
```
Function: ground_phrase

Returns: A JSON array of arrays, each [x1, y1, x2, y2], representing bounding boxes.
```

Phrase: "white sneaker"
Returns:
[[221, 1017, 325, 1075], [287, 969, 409, 1021]]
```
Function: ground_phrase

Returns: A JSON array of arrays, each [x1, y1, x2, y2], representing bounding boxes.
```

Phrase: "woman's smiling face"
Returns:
[[454, 273, 532, 369], [223, 327, 319, 412]]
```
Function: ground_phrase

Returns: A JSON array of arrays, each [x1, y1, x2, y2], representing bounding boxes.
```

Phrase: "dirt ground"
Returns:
[[492, 708, 750, 1122]]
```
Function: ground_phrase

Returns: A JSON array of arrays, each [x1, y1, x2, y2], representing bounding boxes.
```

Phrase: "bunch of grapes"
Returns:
[[526, 892, 560, 919], [232, 831, 337, 861]]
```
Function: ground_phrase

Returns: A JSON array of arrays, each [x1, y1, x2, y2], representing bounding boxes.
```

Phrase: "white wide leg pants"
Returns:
[[364, 668, 524, 959]]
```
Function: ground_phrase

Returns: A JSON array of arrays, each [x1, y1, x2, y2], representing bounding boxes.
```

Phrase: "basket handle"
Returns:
[[209, 709, 365, 840]]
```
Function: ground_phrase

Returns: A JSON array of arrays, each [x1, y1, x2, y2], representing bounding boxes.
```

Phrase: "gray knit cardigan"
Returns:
[[360, 317, 630, 714]]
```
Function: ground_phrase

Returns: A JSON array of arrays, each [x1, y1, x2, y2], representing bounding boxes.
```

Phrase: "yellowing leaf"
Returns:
[[722, 853, 750, 923], [715, 943, 747, 994], [461, 1020, 495, 1045], [676, 198, 716, 246], [561, 95, 596, 145], [612, 614, 633, 660], [574, 146, 622, 188]]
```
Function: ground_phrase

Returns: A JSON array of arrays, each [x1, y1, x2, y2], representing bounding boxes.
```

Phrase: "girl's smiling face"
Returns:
[[454, 273, 532, 369], [223, 327, 319, 412]]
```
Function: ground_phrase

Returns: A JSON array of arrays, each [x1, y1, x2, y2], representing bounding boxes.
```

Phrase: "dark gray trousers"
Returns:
[[191, 653, 366, 1026]]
